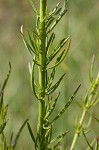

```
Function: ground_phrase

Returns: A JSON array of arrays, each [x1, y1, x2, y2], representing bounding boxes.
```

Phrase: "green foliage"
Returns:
[[21, 0, 81, 149], [0, 0, 99, 149], [0, 64, 28, 150], [21, 0, 99, 149]]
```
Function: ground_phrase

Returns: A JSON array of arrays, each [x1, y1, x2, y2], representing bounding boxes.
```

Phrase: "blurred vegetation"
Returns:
[[0, 0, 99, 149]]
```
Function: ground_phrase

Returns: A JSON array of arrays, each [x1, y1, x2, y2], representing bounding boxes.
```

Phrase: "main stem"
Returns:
[[38, 0, 47, 149]]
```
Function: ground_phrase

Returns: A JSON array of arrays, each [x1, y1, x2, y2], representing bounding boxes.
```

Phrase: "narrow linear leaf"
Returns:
[[83, 83, 93, 105], [32, 58, 41, 67], [2, 133, 7, 150], [27, 123, 36, 144], [49, 131, 69, 149], [46, 32, 55, 52], [28, 31, 38, 55], [54, 8, 62, 15], [47, 9, 67, 34], [0, 90, 4, 109], [46, 17, 55, 29], [0, 62, 11, 95], [9, 132, 13, 148], [32, 29, 41, 39], [30, 0, 38, 14], [47, 2, 62, 28], [56, 49, 66, 63], [46, 73, 66, 95], [86, 138, 97, 150], [34, 134, 40, 150], [60, 0, 68, 14], [46, 67, 56, 90], [47, 38, 71, 69], [47, 36, 70, 65], [89, 55, 95, 83], [91, 98, 99, 107], [50, 131, 69, 143], [13, 119, 28, 149], [44, 93, 60, 120], [45, 125, 52, 145], [0, 122, 7, 134], [82, 129, 93, 150], [49, 2, 61, 17], [31, 61, 38, 99], [49, 84, 81, 124], [84, 73, 99, 107], [21, 32, 36, 55], [45, 96, 53, 114], [95, 137, 99, 150]]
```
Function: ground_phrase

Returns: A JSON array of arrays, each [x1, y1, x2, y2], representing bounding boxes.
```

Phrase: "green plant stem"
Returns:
[[70, 73, 99, 150], [70, 110, 87, 150], [38, 0, 47, 149]]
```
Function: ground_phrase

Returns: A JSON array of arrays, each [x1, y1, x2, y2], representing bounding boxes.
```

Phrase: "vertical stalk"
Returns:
[[38, 0, 47, 149], [70, 110, 87, 150], [70, 73, 99, 150]]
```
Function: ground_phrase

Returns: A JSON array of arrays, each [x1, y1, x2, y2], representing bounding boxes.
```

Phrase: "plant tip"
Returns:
[[20, 25, 23, 34]]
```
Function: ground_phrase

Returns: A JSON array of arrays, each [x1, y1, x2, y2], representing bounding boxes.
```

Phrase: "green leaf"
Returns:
[[9, 133, 14, 148], [47, 38, 71, 69], [45, 125, 52, 145], [46, 32, 55, 53], [46, 67, 56, 90], [31, 61, 38, 99], [46, 2, 62, 29], [47, 9, 67, 34], [51, 131, 68, 143], [29, 0, 38, 15], [47, 36, 70, 65], [2, 133, 7, 150], [89, 55, 95, 83], [84, 72, 99, 107], [0, 62, 11, 95], [95, 137, 99, 150], [13, 119, 28, 149], [27, 123, 36, 145], [49, 131, 69, 149], [44, 93, 60, 120], [49, 2, 61, 17], [0, 122, 7, 134], [82, 129, 93, 150], [60, 0, 68, 14], [28, 31, 38, 55], [46, 17, 55, 29], [46, 73, 66, 95], [21, 32, 36, 55], [0, 90, 4, 110], [49, 84, 81, 124]]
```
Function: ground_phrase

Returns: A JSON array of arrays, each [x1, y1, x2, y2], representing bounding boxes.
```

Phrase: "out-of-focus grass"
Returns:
[[0, 0, 99, 149]]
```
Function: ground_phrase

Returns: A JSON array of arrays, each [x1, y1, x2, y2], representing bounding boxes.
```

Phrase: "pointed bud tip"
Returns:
[[20, 25, 23, 34]]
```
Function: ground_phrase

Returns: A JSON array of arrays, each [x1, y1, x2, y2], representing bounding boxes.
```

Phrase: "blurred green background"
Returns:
[[0, 0, 99, 149]]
